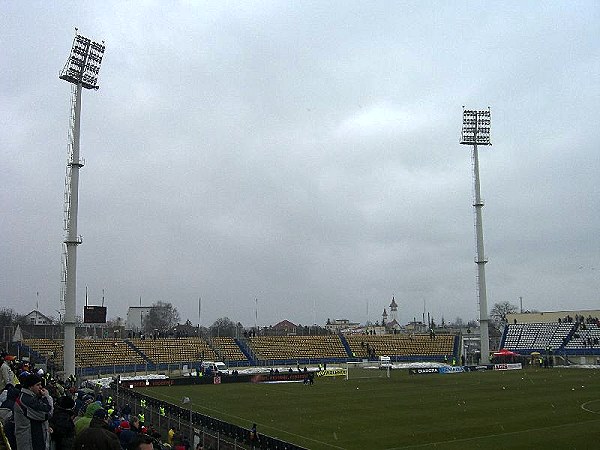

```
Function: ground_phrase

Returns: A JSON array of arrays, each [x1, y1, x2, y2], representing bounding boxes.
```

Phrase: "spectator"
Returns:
[[13, 373, 54, 450], [0, 383, 19, 449], [75, 400, 103, 435], [127, 433, 155, 450], [49, 395, 77, 449], [0, 353, 15, 390], [74, 408, 121, 450], [119, 419, 138, 448]]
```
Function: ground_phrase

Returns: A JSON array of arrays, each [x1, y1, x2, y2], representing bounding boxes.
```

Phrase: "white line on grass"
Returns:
[[383, 418, 600, 449], [581, 399, 600, 414]]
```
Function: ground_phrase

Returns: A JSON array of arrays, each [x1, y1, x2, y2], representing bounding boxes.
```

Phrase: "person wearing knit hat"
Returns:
[[0, 352, 15, 391], [119, 419, 137, 449], [13, 369, 54, 450], [21, 373, 43, 389]]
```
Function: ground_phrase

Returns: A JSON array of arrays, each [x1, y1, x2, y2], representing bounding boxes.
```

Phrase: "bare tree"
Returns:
[[143, 301, 180, 334], [490, 301, 518, 325]]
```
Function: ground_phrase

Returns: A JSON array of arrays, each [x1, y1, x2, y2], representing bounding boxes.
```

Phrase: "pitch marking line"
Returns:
[[384, 418, 600, 449], [581, 399, 600, 414]]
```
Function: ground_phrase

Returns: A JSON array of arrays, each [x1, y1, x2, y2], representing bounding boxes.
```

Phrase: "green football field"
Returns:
[[144, 367, 600, 449]]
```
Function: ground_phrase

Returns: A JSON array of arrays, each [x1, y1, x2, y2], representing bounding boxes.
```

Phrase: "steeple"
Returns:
[[389, 296, 398, 322], [382, 307, 388, 325]]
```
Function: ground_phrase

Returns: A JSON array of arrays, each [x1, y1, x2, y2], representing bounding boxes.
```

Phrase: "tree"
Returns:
[[209, 317, 239, 337], [466, 319, 479, 329], [0, 307, 27, 328], [452, 317, 464, 327], [106, 316, 124, 328], [143, 301, 180, 334], [490, 301, 518, 325]]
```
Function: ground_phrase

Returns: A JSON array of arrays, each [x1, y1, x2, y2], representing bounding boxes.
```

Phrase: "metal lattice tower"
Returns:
[[59, 29, 105, 378]]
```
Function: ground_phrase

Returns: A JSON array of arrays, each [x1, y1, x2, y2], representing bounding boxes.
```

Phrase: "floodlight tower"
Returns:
[[59, 30, 105, 378], [460, 108, 492, 364]]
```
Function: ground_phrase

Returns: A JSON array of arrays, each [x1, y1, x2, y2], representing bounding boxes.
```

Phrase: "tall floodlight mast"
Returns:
[[59, 30, 105, 378], [460, 108, 492, 364]]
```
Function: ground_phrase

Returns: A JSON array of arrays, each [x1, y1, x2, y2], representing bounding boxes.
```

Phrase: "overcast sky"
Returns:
[[1, 1, 599, 329]]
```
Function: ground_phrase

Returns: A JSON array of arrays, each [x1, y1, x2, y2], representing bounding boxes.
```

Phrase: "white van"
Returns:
[[214, 361, 229, 374], [201, 361, 229, 375]]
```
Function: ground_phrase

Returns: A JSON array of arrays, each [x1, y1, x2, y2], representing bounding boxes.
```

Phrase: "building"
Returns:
[[272, 320, 297, 335], [23, 310, 53, 326], [325, 319, 360, 333], [126, 306, 152, 333]]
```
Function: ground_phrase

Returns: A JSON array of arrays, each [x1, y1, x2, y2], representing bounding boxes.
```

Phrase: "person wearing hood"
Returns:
[[74, 400, 103, 436], [13, 373, 54, 450], [74, 408, 120, 450], [49, 395, 77, 449]]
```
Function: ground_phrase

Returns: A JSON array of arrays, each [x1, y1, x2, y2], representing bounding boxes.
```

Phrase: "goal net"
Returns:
[[345, 361, 390, 380]]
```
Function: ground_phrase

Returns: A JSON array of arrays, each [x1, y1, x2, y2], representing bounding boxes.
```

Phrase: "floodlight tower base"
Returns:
[[472, 143, 490, 364], [63, 82, 83, 379]]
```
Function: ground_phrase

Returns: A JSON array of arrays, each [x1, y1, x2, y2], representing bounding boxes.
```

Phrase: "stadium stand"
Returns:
[[22, 338, 147, 370], [128, 337, 218, 364], [563, 323, 600, 351], [22, 332, 461, 374], [248, 335, 348, 363], [500, 321, 600, 357], [345, 333, 456, 361], [210, 336, 249, 364]]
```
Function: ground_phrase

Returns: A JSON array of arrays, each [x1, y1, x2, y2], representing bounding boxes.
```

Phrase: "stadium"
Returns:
[[2, 4, 599, 449], [2, 307, 599, 449]]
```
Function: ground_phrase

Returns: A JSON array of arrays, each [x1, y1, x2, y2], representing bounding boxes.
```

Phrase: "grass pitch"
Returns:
[[144, 367, 600, 449]]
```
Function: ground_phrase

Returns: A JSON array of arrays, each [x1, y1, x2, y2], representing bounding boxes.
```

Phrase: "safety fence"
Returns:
[[107, 383, 307, 450]]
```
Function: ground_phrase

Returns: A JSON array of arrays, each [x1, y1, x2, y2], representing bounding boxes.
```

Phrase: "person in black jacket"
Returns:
[[74, 408, 120, 450], [49, 396, 76, 450]]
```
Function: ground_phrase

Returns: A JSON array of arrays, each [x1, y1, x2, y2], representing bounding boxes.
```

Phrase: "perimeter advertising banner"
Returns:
[[316, 368, 347, 378], [409, 367, 439, 375], [494, 363, 522, 371], [438, 366, 465, 374]]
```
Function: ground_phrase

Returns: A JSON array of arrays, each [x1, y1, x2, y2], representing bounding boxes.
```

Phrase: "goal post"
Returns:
[[345, 360, 390, 380]]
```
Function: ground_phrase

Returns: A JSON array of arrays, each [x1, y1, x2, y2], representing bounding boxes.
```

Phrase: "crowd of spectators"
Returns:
[[558, 314, 600, 326], [0, 350, 198, 450]]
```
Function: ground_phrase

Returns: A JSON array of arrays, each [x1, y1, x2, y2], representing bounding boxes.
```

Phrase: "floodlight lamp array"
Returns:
[[60, 33, 105, 90], [460, 109, 491, 146]]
